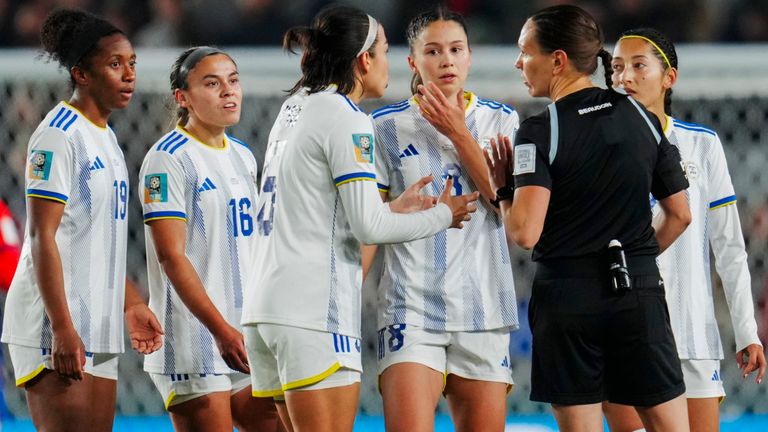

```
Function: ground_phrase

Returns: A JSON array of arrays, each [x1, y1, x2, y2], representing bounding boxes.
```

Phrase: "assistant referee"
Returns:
[[485, 5, 692, 432]]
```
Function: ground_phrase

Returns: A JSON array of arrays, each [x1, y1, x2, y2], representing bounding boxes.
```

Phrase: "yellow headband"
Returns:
[[619, 35, 672, 69]]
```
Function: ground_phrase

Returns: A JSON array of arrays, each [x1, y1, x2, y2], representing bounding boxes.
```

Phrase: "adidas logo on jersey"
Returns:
[[89, 156, 105, 171], [399, 143, 419, 158], [501, 356, 510, 368], [711, 370, 722, 382], [198, 177, 217, 192]]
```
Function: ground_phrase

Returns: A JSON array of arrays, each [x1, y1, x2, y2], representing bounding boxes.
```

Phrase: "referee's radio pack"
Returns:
[[608, 240, 632, 293]]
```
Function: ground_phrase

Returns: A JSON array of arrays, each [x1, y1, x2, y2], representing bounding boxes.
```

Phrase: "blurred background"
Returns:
[[1, 0, 767, 430]]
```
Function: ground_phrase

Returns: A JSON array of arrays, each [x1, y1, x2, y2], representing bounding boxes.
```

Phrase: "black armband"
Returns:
[[491, 186, 515, 208]]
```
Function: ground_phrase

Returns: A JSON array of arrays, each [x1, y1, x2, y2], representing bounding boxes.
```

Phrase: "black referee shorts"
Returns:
[[529, 256, 685, 407]]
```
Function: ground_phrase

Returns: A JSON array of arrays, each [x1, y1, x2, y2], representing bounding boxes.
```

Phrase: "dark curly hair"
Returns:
[[619, 28, 679, 115], [40, 8, 122, 85]]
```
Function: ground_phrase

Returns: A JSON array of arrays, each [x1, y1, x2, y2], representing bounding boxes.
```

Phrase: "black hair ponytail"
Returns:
[[283, 5, 378, 96]]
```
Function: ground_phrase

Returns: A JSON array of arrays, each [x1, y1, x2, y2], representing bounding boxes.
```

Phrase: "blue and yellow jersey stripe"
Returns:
[[377, 183, 390, 193], [26, 188, 68, 204], [334, 172, 376, 187], [709, 195, 736, 210], [144, 211, 187, 223]]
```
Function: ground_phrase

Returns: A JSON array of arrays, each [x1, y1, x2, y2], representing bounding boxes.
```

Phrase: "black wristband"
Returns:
[[491, 186, 514, 208]]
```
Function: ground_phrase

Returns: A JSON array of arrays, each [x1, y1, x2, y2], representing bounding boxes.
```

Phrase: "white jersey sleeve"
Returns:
[[140, 148, 187, 222], [706, 135, 760, 352], [326, 112, 451, 243], [26, 127, 73, 204]]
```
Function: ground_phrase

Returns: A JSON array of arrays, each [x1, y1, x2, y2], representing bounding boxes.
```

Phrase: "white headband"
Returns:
[[356, 15, 378, 57]]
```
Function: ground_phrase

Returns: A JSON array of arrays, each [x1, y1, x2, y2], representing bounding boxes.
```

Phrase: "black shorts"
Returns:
[[529, 256, 685, 407]]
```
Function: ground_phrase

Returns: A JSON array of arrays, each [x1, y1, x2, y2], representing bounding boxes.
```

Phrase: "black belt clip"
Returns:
[[608, 240, 632, 293]]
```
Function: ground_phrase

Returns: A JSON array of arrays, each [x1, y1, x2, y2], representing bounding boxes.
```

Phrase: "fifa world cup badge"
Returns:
[[144, 173, 168, 203], [29, 150, 53, 180], [353, 134, 374, 164]]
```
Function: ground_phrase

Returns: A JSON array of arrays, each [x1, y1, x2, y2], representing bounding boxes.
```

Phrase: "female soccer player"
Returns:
[[485, 5, 693, 431], [369, 7, 519, 431], [139, 47, 282, 431], [603, 28, 766, 432], [0, 9, 162, 432], [241, 6, 478, 432]]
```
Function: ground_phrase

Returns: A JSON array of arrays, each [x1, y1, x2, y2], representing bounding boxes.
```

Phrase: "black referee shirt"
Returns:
[[513, 87, 688, 261]]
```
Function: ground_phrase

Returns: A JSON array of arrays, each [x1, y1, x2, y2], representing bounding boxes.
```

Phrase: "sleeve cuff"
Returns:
[[144, 211, 187, 223], [26, 189, 68, 204], [334, 172, 377, 187], [709, 195, 737, 210]]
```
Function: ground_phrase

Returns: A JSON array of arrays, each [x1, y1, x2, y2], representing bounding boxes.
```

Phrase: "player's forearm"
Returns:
[[159, 254, 231, 336], [30, 231, 73, 332], [124, 279, 147, 312], [340, 181, 451, 244]]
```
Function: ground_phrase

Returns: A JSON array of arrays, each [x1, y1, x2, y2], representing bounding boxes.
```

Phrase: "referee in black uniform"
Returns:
[[485, 5, 693, 432]]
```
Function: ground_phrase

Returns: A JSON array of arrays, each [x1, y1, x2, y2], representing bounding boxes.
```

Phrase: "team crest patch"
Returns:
[[683, 161, 698, 179], [513, 143, 536, 175], [144, 173, 168, 203], [352, 133, 374, 164], [29, 150, 53, 180]]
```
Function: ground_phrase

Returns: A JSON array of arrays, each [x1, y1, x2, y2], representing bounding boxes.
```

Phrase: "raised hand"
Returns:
[[483, 133, 514, 191], [438, 176, 479, 229], [416, 83, 468, 140], [389, 175, 438, 213]]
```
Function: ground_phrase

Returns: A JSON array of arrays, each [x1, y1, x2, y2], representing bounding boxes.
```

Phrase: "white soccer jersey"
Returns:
[[372, 93, 520, 331], [652, 117, 760, 359], [1, 102, 128, 354], [241, 86, 451, 339], [140, 127, 259, 375]]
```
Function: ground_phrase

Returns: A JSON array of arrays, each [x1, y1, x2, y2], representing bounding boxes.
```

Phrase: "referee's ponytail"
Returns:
[[597, 49, 613, 90]]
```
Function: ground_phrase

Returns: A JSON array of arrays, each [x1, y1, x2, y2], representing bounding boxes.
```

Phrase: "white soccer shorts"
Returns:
[[244, 324, 362, 398], [8, 344, 119, 387], [376, 324, 515, 387], [149, 372, 251, 410]]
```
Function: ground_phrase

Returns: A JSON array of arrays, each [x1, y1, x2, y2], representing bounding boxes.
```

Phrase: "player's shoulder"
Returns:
[[154, 129, 192, 154], [371, 98, 412, 121], [35, 103, 88, 143], [145, 129, 191, 166], [670, 118, 718, 139], [475, 96, 516, 116], [302, 90, 371, 127], [227, 134, 258, 163]]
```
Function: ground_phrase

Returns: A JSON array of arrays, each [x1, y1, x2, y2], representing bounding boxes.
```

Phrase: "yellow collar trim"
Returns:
[[62, 101, 108, 130], [176, 126, 228, 150]]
